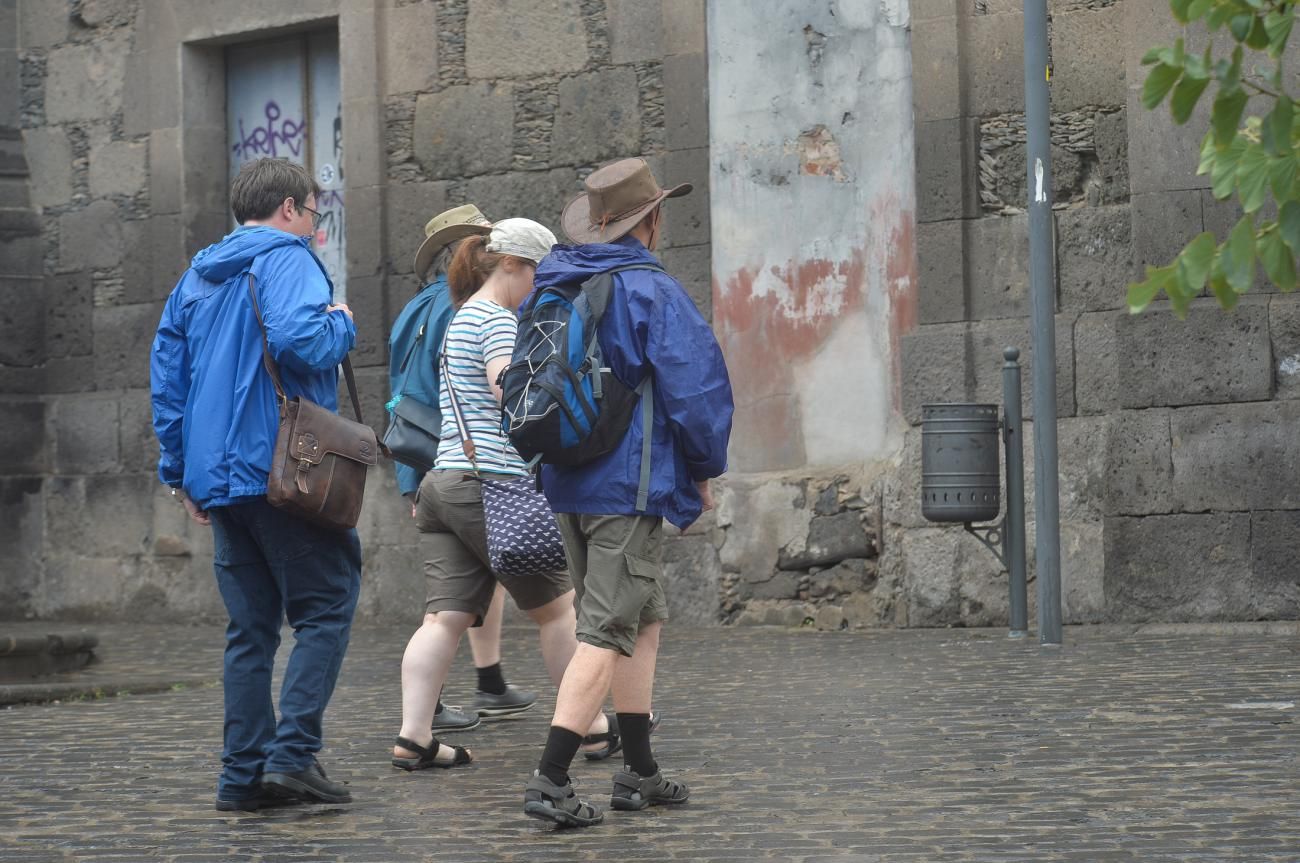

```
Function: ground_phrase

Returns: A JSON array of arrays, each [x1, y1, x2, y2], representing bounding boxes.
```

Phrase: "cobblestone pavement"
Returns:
[[0, 622, 1297, 862]]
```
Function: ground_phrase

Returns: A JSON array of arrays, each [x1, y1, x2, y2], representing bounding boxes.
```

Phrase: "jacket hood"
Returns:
[[534, 236, 660, 290], [191, 226, 311, 282]]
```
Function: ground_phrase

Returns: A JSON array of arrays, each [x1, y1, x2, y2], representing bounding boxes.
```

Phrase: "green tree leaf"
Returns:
[[1128, 264, 1175, 314], [1265, 7, 1295, 58], [1171, 0, 1195, 23], [1210, 265, 1241, 310], [1171, 74, 1211, 123], [1222, 213, 1258, 292], [1269, 154, 1297, 200], [1208, 2, 1237, 30], [1229, 13, 1254, 41], [1261, 95, 1294, 154], [1259, 228, 1298, 291], [1187, 0, 1216, 19], [1144, 63, 1184, 110], [1237, 144, 1272, 212], [1198, 130, 1218, 176], [1213, 87, 1250, 147], [1177, 231, 1218, 294], [1246, 16, 1271, 50], [1278, 200, 1300, 254], [1212, 136, 1248, 197]]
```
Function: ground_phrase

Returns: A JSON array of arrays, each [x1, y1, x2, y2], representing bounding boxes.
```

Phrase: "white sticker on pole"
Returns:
[[1034, 158, 1046, 203]]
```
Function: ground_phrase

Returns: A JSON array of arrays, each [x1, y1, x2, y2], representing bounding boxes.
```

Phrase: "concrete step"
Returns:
[[0, 632, 99, 683]]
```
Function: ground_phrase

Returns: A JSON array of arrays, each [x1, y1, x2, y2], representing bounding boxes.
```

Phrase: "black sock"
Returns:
[[616, 713, 657, 777], [476, 662, 508, 696], [537, 726, 584, 786]]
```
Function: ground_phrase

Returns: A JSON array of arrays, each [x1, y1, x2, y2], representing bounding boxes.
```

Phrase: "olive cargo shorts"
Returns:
[[555, 512, 668, 656]]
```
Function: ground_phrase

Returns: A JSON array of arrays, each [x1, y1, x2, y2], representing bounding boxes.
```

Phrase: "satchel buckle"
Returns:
[[295, 458, 311, 494]]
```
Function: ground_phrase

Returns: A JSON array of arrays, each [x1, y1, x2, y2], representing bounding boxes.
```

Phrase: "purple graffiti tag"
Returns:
[[231, 101, 306, 160]]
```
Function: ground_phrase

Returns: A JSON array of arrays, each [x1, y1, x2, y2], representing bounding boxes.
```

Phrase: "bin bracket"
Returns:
[[964, 520, 1008, 571]]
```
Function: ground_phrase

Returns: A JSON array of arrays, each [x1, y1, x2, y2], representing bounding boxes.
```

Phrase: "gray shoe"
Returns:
[[473, 684, 538, 718], [609, 768, 690, 811], [523, 771, 604, 828], [431, 703, 480, 733]]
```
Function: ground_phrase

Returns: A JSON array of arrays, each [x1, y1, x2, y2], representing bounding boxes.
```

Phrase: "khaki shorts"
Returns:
[[415, 469, 571, 621], [555, 512, 668, 657]]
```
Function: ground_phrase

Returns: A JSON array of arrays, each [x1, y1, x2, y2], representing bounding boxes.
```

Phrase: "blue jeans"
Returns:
[[209, 498, 362, 801]]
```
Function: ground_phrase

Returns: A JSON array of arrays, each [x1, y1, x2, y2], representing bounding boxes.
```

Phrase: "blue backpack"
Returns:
[[500, 264, 662, 508]]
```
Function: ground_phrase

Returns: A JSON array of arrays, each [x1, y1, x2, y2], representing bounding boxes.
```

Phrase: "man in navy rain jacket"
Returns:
[[151, 158, 360, 810], [523, 159, 733, 827]]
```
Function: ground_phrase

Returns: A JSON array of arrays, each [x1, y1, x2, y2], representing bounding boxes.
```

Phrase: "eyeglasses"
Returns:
[[300, 204, 324, 229]]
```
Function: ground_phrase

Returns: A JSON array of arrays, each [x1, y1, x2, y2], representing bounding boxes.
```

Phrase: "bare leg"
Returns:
[[611, 622, 661, 713], [395, 610, 475, 761], [525, 592, 608, 740], [551, 642, 619, 736], [467, 583, 505, 669]]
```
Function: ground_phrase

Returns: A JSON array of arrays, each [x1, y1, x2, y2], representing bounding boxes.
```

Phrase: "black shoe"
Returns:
[[473, 684, 538, 718], [432, 703, 481, 733], [214, 790, 300, 812], [609, 767, 690, 811], [261, 759, 352, 805], [523, 771, 604, 828]]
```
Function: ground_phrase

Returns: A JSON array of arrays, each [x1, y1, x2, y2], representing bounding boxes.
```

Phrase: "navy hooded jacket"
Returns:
[[150, 226, 356, 508], [535, 236, 733, 530]]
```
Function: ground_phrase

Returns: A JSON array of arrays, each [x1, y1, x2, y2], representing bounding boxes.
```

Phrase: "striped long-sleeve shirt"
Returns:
[[434, 299, 528, 476]]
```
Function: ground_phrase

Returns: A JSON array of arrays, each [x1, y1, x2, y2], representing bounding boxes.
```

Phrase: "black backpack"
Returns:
[[499, 264, 662, 508]]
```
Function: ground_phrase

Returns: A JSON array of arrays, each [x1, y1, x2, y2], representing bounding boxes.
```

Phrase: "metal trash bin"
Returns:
[[921, 403, 1001, 523]]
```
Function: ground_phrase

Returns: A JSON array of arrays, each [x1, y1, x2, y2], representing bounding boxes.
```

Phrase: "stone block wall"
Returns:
[[890, 0, 1300, 626], [0, 0, 713, 623]]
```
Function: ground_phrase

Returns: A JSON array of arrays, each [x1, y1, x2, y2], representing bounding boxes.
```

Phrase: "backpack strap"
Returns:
[[580, 263, 665, 324], [635, 374, 654, 512]]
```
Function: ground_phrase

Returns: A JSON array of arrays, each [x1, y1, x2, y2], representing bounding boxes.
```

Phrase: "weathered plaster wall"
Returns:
[[709, 0, 917, 474]]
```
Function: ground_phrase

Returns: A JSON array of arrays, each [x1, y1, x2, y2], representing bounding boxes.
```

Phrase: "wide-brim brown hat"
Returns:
[[413, 204, 492, 280], [561, 158, 692, 245]]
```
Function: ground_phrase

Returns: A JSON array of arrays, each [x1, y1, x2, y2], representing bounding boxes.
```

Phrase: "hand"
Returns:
[[181, 495, 210, 527], [327, 302, 353, 320], [696, 479, 714, 512], [411, 502, 417, 519]]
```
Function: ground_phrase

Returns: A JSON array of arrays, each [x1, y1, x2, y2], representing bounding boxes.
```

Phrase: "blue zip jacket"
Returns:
[[535, 236, 733, 530], [387, 276, 455, 496], [150, 226, 356, 509]]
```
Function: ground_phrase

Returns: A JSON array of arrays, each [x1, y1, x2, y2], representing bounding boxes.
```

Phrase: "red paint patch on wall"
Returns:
[[712, 199, 917, 471]]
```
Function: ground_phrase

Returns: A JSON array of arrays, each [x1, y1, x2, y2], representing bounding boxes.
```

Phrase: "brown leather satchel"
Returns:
[[249, 274, 377, 531]]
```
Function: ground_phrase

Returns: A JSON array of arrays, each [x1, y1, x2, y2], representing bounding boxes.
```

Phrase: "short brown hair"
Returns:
[[230, 158, 321, 224]]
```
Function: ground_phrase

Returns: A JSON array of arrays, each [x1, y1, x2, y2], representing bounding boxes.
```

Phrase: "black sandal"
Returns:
[[391, 735, 472, 771], [581, 711, 660, 761]]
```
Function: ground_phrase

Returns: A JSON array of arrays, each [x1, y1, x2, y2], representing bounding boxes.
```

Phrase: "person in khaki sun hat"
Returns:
[[388, 204, 538, 739], [390, 216, 615, 772], [522, 159, 734, 827]]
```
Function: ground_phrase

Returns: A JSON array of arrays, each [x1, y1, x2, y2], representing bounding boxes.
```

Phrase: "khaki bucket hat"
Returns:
[[413, 204, 492, 280], [560, 158, 692, 245]]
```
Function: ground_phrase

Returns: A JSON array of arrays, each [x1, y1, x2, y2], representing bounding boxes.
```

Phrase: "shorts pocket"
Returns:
[[609, 553, 660, 628]]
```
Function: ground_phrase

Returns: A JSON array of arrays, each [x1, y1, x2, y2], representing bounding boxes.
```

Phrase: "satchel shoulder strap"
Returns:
[[439, 331, 478, 470], [247, 273, 365, 425]]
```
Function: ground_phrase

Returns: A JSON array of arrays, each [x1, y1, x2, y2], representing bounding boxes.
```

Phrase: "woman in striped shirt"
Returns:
[[392, 218, 609, 770]]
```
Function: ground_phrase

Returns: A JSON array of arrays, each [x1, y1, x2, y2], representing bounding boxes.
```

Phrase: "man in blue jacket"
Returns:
[[151, 158, 360, 810], [523, 159, 733, 827]]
